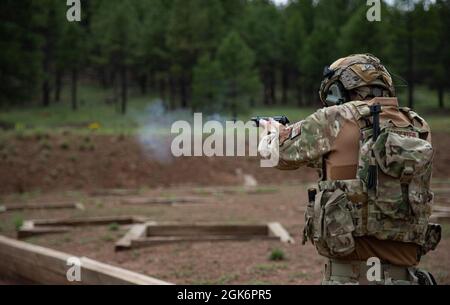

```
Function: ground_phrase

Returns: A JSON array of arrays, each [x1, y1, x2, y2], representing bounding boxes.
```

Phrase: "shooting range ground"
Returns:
[[0, 130, 449, 284]]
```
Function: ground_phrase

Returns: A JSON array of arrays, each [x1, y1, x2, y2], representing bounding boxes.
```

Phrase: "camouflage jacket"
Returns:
[[260, 98, 431, 173]]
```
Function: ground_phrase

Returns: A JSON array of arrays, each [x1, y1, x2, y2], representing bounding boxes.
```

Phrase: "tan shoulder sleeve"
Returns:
[[276, 105, 354, 170]]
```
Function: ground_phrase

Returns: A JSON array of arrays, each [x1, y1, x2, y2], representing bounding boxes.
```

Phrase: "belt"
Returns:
[[326, 259, 414, 284]]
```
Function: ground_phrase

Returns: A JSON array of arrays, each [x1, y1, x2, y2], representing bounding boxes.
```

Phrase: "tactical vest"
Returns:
[[303, 101, 441, 259]]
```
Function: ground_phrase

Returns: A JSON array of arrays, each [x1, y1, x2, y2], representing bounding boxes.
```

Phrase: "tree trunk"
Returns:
[[71, 68, 78, 111], [180, 77, 188, 108], [262, 72, 270, 106], [297, 86, 303, 107], [42, 80, 51, 107], [169, 76, 176, 110], [120, 66, 128, 115], [159, 78, 166, 102], [406, 10, 414, 109], [42, 54, 51, 107], [139, 73, 147, 95], [54, 70, 62, 102], [269, 69, 277, 105], [438, 86, 444, 109], [100, 68, 108, 89], [281, 68, 289, 105]]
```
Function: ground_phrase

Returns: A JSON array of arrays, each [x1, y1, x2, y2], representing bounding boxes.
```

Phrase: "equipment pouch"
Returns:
[[420, 223, 442, 256], [363, 129, 434, 244], [322, 189, 356, 257], [372, 130, 433, 219]]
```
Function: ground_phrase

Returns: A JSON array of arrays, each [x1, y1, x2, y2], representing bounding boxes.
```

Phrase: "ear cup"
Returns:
[[324, 82, 348, 106]]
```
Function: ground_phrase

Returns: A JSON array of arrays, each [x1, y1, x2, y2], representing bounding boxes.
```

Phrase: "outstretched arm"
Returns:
[[258, 106, 352, 170]]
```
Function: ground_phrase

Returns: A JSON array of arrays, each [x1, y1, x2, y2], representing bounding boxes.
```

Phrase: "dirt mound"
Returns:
[[0, 133, 316, 194], [1, 132, 449, 195]]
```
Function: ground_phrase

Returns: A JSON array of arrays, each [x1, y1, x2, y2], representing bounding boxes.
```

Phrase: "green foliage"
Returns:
[[269, 248, 286, 261], [217, 31, 261, 117], [13, 215, 24, 230], [92, 0, 140, 67], [0, 0, 449, 115], [0, 0, 41, 105], [108, 222, 120, 232], [59, 140, 70, 150], [192, 55, 225, 113]]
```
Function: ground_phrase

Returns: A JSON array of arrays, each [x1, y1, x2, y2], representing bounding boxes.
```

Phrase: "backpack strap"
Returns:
[[367, 104, 381, 191]]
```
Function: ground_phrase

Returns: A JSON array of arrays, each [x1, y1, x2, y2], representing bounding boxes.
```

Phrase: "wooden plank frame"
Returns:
[[120, 197, 207, 206], [0, 236, 171, 285], [0, 202, 84, 213], [115, 221, 294, 251], [17, 216, 149, 239]]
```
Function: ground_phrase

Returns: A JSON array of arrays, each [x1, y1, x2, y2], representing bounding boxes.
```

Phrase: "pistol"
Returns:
[[251, 116, 290, 127]]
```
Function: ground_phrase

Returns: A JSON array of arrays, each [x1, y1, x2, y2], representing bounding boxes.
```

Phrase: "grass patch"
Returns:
[[0, 85, 151, 134], [0, 84, 448, 135], [269, 248, 286, 261], [13, 215, 24, 230], [108, 222, 120, 232], [59, 140, 70, 150], [253, 263, 288, 276], [101, 234, 115, 242]]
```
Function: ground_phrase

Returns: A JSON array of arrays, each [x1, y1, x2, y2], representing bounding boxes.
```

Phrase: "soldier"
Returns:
[[258, 54, 441, 285]]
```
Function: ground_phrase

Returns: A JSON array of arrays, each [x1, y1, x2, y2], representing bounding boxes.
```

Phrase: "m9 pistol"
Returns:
[[251, 116, 290, 128]]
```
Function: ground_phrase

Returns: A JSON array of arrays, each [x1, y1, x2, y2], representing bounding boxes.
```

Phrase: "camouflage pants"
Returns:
[[321, 259, 436, 285]]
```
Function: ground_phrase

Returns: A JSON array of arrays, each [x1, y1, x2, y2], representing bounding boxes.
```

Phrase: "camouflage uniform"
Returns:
[[259, 54, 441, 285]]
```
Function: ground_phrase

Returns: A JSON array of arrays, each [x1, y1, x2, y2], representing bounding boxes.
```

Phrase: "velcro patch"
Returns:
[[290, 122, 303, 140], [386, 128, 419, 138]]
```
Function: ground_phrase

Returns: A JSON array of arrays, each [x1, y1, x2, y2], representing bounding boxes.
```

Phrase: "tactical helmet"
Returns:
[[319, 54, 395, 107]]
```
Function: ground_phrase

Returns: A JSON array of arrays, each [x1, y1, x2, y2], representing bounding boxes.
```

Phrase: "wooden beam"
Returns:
[[120, 197, 205, 205], [1, 202, 84, 212], [17, 216, 149, 239], [118, 222, 293, 250], [131, 235, 279, 248], [115, 224, 147, 251], [0, 236, 171, 285], [79, 257, 170, 285], [146, 223, 269, 237], [433, 206, 450, 213], [31, 215, 144, 227], [17, 226, 71, 239], [268, 222, 295, 244], [430, 212, 450, 223], [433, 189, 450, 195], [90, 189, 139, 197]]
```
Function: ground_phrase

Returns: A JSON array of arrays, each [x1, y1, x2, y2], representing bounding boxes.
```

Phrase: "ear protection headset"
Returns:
[[319, 65, 351, 107], [319, 55, 395, 107]]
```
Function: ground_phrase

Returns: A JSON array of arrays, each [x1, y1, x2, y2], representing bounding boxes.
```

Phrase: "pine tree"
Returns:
[[167, 0, 225, 108], [239, 0, 282, 105], [92, 0, 140, 114], [34, 0, 67, 107], [0, 0, 41, 106], [57, 22, 87, 111], [192, 55, 224, 113], [217, 31, 260, 118]]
